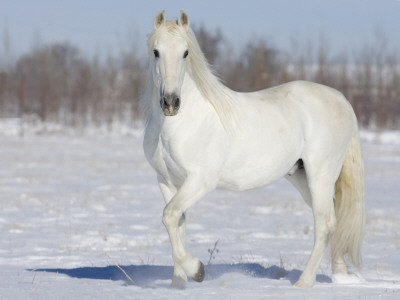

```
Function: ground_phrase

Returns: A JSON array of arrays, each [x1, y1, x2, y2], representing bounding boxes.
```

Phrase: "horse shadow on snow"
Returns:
[[30, 263, 331, 288]]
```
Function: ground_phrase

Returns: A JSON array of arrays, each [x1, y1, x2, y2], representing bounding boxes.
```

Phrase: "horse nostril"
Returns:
[[160, 94, 180, 114], [163, 96, 168, 107], [174, 97, 180, 109]]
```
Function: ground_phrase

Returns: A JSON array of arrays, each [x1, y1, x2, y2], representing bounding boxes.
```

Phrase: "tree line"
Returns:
[[0, 26, 399, 129]]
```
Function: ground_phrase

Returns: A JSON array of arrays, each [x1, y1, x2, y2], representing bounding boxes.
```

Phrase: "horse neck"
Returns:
[[181, 71, 214, 112], [185, 63, 238, 135]]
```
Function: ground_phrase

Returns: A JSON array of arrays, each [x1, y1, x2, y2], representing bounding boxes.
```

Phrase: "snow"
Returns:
[[0, 122, 400, 299]]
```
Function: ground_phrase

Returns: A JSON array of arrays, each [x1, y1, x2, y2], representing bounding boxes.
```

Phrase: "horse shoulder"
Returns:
[[145, 111, 230, 189]]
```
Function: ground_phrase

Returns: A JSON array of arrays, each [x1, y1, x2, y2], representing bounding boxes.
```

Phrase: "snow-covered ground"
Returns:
[[0, 123, 399, 299]]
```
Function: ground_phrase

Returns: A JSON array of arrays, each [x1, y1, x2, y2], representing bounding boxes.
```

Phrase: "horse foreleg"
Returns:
[[167, 213, 187, 289], [162, 175, 211, 288], [159, 181, 188, 288]]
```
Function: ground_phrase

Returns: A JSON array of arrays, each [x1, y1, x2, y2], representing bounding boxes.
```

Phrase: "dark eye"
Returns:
[[183, 50, 189, 58], [153, 49, 160, 58]]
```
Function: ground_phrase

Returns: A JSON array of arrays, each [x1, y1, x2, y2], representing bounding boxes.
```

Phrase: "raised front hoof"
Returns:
[[294, 278, 314, 288], [191, 261, 205, 282]]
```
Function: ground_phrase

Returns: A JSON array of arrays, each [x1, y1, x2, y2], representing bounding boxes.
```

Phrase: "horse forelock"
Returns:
[[147, 21, 185, 52]]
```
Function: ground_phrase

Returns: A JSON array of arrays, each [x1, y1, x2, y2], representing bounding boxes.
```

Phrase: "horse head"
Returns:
[[150, 11, 190, 116]]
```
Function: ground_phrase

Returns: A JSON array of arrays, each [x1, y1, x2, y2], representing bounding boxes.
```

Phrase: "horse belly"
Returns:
[[218, 171, 280, 191], [219, 138, 303, 191], [219, 99, 305, 191]]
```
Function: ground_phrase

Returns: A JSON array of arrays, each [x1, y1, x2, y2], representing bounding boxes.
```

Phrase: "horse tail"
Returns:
[[331, 122, 365, 268]]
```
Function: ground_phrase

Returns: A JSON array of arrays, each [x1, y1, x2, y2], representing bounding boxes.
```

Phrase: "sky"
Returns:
[[1, 0, 400, 60]]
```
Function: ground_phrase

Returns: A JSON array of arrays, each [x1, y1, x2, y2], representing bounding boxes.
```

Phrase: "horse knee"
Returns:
[[162, 203, 182, 228]]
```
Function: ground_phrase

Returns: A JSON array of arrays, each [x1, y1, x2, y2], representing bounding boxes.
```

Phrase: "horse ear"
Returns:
[[178, 10, 190, 30], [154, 11, 166, 29]]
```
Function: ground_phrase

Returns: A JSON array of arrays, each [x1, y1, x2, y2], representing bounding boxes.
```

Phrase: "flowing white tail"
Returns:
[[332, 124, 365, 269]]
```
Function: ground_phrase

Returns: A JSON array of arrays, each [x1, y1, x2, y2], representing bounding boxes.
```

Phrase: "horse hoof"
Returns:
[[294, 279, 313, 288], [171, 275, 187, 289], [191, 261, 205, 282], [332, 272, 364, 284]]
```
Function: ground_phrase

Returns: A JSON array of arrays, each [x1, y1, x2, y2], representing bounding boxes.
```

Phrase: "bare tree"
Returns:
[[0, 24, 399, 130], [193, 25, 223, 66], [225, 39, 283, 92]]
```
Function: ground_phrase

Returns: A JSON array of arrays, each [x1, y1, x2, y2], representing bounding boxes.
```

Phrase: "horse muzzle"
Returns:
[[160, 93, 181, 116]]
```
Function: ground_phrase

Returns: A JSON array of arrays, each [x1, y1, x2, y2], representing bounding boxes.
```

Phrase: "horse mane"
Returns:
[[142, 20, 238, 134]]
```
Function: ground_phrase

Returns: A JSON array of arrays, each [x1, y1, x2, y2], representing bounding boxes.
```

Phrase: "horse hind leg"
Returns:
[[297, 187, 336, 287], [286, 155, 364, 286], [287, 159, 338, 288], [331, 255, 364, 284]]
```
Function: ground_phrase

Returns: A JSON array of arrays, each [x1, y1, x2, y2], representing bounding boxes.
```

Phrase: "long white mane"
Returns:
[[142, 19, 237, 133]]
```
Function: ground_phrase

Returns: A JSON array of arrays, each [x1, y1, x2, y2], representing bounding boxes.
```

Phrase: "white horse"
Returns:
[[142, 11, 365, 289]]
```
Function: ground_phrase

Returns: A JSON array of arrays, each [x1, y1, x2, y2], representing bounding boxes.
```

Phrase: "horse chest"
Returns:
[[151, 135, 188, 185]]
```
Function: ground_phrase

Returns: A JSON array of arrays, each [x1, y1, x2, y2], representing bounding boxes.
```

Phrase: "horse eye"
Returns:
[[153, 49, 160, 58], [183, 50, 189, 58]]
